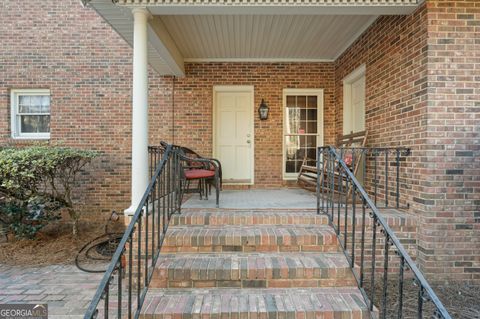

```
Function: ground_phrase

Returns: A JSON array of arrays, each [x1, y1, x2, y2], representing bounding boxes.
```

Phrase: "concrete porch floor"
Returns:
[[183, 188, 317, 209]]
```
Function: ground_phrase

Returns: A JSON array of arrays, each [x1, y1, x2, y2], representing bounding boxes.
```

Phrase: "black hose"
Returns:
[[75, 232, 123, 273], [75, 211, 124, 273]]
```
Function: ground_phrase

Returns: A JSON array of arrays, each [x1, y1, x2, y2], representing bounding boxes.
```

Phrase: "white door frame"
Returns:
[[343, 64, 366, 134], [213, 85, 255, 185], [282, 88, 324, 180]]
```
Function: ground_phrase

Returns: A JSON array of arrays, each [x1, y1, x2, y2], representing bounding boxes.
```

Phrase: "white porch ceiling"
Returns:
[[85, 0, 422, 77], [161, 15, 376, 62]]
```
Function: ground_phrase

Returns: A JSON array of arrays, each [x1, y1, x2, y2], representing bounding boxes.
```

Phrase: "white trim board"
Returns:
[[184, 58, 334, 63], [342, 64, 366, 134]]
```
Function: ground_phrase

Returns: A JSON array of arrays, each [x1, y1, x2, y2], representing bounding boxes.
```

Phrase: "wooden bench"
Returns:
[[297, 130, 368, 192]]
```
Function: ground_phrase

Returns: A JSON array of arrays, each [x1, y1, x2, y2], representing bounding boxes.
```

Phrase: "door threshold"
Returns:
[[223, 179, 253, 185]]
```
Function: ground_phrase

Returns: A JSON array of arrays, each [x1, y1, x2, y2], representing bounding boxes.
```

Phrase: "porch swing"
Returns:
[[297, 130, 368, 195]]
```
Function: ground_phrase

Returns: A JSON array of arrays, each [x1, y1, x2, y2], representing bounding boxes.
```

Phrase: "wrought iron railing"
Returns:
[[328, 147, 411, 209], [84, 144, 181, 319], [317, 146, 451, 319], [148, 145, 164, 178]]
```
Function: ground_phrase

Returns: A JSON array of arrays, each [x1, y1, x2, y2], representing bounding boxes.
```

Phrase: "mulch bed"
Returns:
[[367, 278, 480, 319], [0, 220, 123, 266]]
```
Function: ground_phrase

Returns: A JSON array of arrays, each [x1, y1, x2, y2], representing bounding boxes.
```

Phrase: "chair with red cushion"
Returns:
[[160, 141, 221, 207], [179, 153, 220, 208]]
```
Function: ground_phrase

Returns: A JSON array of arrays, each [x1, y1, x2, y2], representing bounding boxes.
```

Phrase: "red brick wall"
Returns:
[[418, 0, 480, 283], [0, 0, 169, 217], [335, 1, 479, 282], [335, 6, 429, 210], [155, 63, 336, 188]]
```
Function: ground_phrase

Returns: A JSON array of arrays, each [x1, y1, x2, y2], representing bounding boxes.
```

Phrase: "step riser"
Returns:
[[171, 214, 328, 226], [161, 244, 339, 253], [161, 227, 339, 253], [152, 265, 355, 288], [151, 278, 356, 289]]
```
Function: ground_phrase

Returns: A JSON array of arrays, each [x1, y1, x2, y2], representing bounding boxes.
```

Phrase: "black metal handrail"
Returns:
[[84, 144, 181, 319], [331, 146, 411, 209], [317, 146, 451, 319]]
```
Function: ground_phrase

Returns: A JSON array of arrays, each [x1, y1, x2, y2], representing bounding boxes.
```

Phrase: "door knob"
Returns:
[[246, 140, 251, 144]]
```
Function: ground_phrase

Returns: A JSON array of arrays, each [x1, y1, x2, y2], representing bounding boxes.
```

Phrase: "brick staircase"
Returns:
[[141, 209, 371, 318]]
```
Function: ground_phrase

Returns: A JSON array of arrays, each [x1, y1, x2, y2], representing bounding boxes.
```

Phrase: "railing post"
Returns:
[[397, 256, 405, 319], [396, 149, 400, 209], [381, 235, 390, 319], [385, 151, 389, 208], [351, 185, 356, 267], [370, 217, 377, 312]]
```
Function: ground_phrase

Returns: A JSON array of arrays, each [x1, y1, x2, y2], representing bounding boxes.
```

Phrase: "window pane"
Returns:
[[286, 161, 296, 173], [307, 96, 317, 109], [300, 109, 307, 121], [20, 115, 50, 133], [306, 136, 316, 147], [307, 109, 317, 121], [297, 96, 306, 108], [18, 96, 30, 107], [307, 121, 317, 134], [286, 96, 296, 108], [31, 96, 42, 107], [287, 108, 300, 134], [295, 161, 303, 172], [18, 95, 50, 114], [41, 96, 51, 113], [299, 120, 306, 134]]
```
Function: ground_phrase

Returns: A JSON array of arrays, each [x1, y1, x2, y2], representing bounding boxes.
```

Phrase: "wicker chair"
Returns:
[[160, 142, 222, 207]]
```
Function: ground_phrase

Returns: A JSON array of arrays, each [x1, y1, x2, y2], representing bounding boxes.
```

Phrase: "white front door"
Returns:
[[343, 65, 366, 134], [214, 87, 254, 184]]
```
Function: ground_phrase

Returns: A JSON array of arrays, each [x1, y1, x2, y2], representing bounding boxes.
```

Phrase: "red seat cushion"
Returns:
[[343, 154, 353, 166], [184, 169, 215, 180]]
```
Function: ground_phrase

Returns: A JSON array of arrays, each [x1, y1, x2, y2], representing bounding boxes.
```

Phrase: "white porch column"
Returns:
[[125, 8, 150, 215]]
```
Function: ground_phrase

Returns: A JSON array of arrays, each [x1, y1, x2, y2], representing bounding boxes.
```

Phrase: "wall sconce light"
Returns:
[[258, 99, 269, 120]]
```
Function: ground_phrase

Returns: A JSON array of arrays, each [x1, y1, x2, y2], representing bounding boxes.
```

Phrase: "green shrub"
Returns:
[[0, 146, 98, 237], [0, 197, 61, 239]]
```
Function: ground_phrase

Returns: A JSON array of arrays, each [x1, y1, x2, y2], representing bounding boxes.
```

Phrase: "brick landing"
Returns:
[[142, 209, 372, 318]]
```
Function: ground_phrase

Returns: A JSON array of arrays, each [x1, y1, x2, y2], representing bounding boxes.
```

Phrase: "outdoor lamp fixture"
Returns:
[[258, 99, 269, 120]]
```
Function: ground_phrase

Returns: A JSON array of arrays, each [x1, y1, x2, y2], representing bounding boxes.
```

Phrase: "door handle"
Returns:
[[246, 140, 251, 144]]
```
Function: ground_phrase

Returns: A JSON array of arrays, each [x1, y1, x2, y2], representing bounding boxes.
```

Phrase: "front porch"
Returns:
[[77, 0, 477, 317], [81, 0, 427, 214]]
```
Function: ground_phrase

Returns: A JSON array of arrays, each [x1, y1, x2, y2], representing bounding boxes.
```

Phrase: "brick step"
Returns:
[[140, 287, 370, 319], [161, 225, 339, 253], [171, 210, 328, 226], [151, 252, 355, 289]]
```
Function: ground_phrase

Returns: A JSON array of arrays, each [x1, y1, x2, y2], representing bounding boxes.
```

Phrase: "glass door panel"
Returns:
[[284, 93, 321, 178]]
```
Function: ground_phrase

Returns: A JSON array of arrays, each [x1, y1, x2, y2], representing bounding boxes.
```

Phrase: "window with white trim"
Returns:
[[283, 89, 324, 179], [11, 89, 51, 139]]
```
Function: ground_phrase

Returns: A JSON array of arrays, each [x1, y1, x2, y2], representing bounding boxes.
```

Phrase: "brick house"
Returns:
[[0, 0, 478, 287]]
